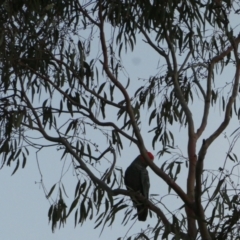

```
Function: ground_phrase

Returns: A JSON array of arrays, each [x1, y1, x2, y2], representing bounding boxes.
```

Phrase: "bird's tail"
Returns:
[[136, 204, 148, 221]]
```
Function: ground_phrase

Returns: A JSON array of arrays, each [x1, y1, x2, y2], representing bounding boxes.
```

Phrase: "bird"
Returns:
[[124, 151, 154, 221]]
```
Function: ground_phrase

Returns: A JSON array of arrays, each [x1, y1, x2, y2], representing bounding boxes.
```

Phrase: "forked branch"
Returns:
[[97, 0, 193, 210], [196, 36, 240, 240]]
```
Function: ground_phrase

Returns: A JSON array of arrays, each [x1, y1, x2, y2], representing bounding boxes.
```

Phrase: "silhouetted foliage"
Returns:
[[1, 0, 240, 239]]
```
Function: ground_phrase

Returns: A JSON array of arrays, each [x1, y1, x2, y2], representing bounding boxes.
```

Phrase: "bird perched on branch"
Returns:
[[124, 151, 154, 221]]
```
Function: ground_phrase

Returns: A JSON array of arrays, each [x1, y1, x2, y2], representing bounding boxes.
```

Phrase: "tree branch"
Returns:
[[20, 93, 189, 239], [196, 34, 240, 138], [178, 49, 193, 74], [73, 145, 112, 161], [97, 1, 193, 212], [195, 36, 240, 240], [18, 85, 115, 194], [76, 1, 100, 27], [59, 138, 189, 236], [164, 28, 198, 238], [196, 63, 213, 138], [192, 67, 206, 99], [138, 25, 172, 68], [98, 3, 143, 146], [112, 189, 190, 240], [46, 55, 125, 110], [19, 63, 138, 144], [164, 30, 195, 135], [197, 37, 240, 163], [195, 140, 211, 240]]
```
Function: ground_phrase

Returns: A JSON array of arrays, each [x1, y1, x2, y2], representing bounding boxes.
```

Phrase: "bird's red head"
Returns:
[[141, 151, 154, 161]]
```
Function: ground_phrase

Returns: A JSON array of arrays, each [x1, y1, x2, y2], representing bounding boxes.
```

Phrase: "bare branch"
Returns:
[[164, 30, 195, 135], [147, 160, 194, 209], [164, 28, 198, 238], [101, 147, 116, 182], [178, 50, 193, 74], [74, 146, 112, 161], [196, 63, 213, 137], [112, 189, 190, 240], [97, 1, 193, 212], [198, 37, 240, 158], [19, 78, 61, 143], [19, 82, 117, 198], [197, 35, 240, 138], [76, 1, 100, 26], [50, 55, 125, 110], [77, 109, 138, 144], [138, 25, 172, 69], [211, 35, 240, 64], [19, 63, 138, 144], [195, 36, 240, 240], [192, 67, 206, 99], [182, 62, 208, 72], [98, 3, 143, 146], [195, 139, 212, 240]]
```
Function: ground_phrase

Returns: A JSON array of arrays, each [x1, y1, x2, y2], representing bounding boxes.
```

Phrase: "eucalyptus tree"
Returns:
[[1, 0, 240, 239]]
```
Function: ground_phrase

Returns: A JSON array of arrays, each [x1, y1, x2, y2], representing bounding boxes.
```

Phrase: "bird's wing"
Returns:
[[124, 164, 141, 192], [140, 168, 149, 198]]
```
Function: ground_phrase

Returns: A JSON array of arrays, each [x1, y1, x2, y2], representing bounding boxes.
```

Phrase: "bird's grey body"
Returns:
[[124, 152, 154, 221]]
